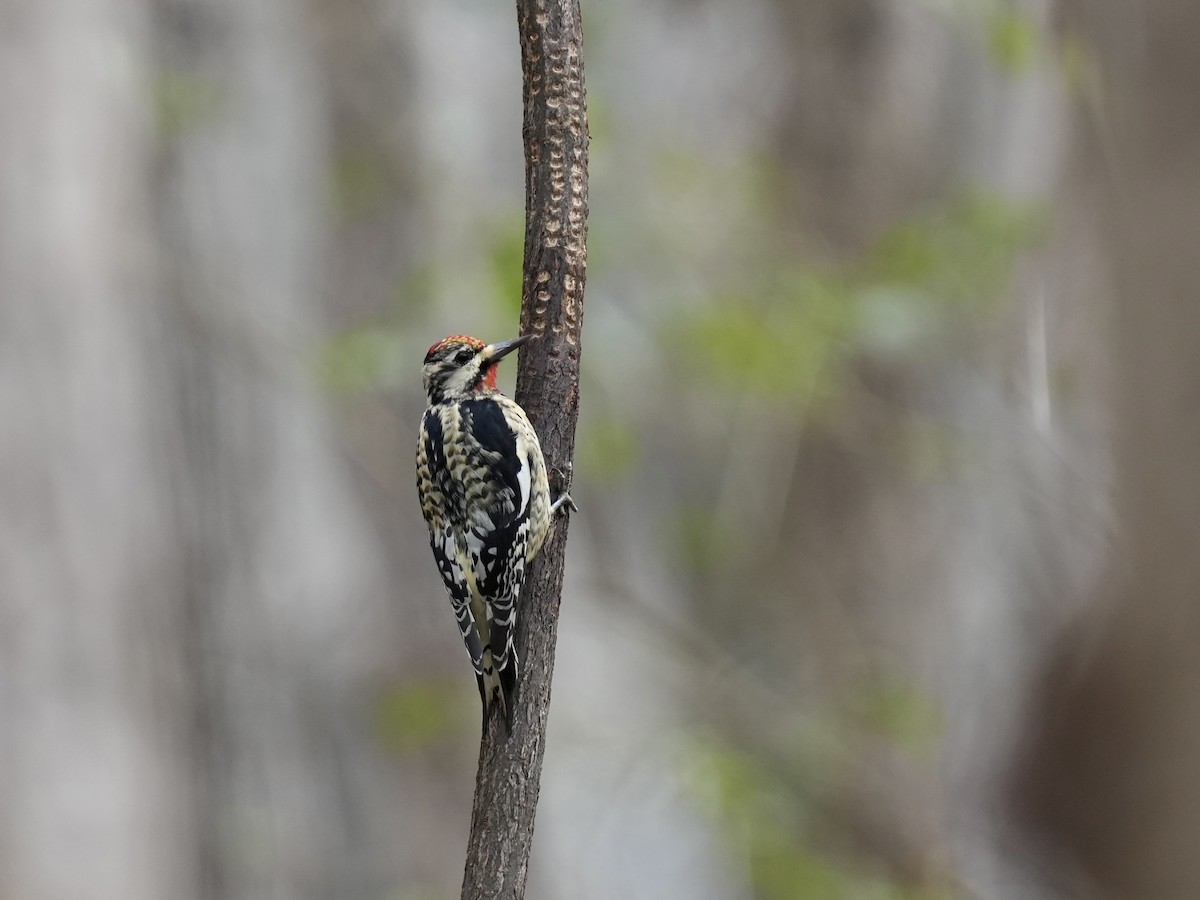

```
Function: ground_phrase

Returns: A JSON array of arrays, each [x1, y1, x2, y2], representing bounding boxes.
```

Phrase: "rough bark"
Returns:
[[459, 1, 588, 898]]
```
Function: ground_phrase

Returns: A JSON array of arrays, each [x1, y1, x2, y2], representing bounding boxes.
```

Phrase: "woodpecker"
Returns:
[[416, 334, 571, 732]]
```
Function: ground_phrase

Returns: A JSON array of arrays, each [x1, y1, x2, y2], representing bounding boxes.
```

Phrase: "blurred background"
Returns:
[[2, 0, 1198, 898]]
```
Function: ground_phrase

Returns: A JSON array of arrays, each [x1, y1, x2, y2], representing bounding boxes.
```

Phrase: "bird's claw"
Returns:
[[550, 462, 576, 516], [550, 491, 577, 516]]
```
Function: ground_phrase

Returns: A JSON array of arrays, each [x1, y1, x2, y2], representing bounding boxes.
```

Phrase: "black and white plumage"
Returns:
[[416, 334, 556, 732]]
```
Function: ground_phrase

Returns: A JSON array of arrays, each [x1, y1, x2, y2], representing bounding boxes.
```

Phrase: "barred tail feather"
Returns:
[[476, 646, 515, 735], [498, 646, 518, 733], [490, 609, 519, 734], [474, 671, 490, 731]]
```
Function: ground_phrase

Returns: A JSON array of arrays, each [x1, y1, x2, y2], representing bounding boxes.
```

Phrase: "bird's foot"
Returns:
[[550, 491, 578, 516], [550, 462, 577, 516]]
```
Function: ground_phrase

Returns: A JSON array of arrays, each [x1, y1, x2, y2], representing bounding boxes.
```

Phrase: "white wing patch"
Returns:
[[516, 454, 531, 517]]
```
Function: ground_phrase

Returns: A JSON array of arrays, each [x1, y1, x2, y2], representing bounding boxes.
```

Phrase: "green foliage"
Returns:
[[649, 150, 781, 269], [391, 263, 439, 318], [576, 416, 639, 481], [689, 729, 948, 900], [328, 149, 392, 221], [486, 219, 526, 321], [154, 71, 223, 136], [684, 272, 854, 405], [319, 263, 440, 394], [867, 191, 1046, 311], [986, 9, 1040, 75], [586, 94, 614, 153], [673, 505, 742, 576], [1057, 33, 1102, 108], [910, 0, 1042, 77], [373, 679, 467, 755], [320, 326, 408, 395], [896, 419, 972, 482], [678, 190, 1044, 411], [850, 676, 944, 758]]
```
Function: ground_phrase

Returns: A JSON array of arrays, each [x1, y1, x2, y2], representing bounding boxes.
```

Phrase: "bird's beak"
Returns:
[[484, 334, 532, 363]]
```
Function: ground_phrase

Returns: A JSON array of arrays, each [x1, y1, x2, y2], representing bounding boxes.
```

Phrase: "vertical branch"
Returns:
[[460, 1, 588, 899]]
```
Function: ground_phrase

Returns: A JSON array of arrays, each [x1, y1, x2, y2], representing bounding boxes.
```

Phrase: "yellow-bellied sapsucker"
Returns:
[[416, 334, 570, 732]]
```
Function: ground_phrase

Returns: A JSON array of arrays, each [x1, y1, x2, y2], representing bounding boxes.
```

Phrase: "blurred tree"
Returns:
[[0, 4, 191, 899], [1016, 1, 1200, 896]]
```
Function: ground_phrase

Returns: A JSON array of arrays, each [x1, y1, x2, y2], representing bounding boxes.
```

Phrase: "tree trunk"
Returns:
[[1015, 2, 1200, 896], [459, 1, 588, 898]]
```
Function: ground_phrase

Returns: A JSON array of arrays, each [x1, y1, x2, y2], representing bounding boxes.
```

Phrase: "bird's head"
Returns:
[[422, 333, 530, 404]]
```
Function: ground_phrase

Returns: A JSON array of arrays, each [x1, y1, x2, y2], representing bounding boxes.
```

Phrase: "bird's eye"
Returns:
[[454, 349, 474, 364]]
